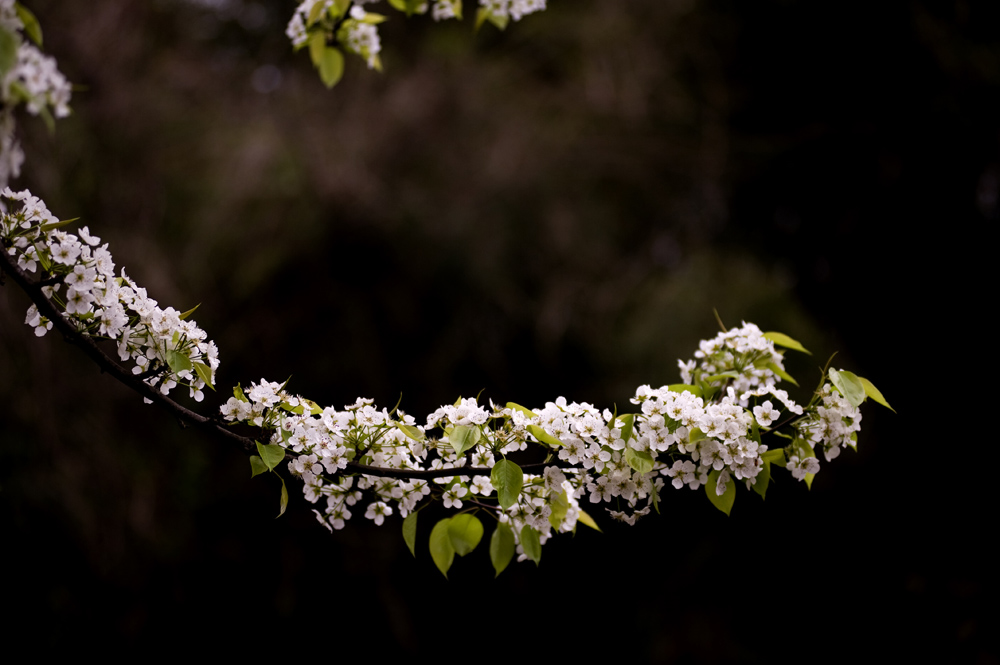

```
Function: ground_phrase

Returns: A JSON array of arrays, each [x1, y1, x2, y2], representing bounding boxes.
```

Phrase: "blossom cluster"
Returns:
[[0, 0, 72, 189], [219, 321, 874, 569], [286, 0, 548, 86], [1, 188, 219, 402]]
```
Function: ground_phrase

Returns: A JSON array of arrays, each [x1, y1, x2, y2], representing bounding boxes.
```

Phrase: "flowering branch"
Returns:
[[0, 1, 895, 579]]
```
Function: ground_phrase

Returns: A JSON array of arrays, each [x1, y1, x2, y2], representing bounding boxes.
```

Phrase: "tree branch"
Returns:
[[1, 247, 576, 482]]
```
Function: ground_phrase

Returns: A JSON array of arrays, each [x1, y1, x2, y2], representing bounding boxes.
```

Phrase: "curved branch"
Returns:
[[1, 247, 572, 481]]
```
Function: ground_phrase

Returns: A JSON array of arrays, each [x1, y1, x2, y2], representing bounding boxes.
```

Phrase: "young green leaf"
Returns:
[[178, 303, 200, 320], [402, 511, 418, 557], [576, 509, 602, 532], [429, 518, 455, 579], [255, 441, 286, 471], [505, 402, 538, 419], [447, 514, 484, 556], [234, 384, 249, 402], [193, 362, 215, 390], [527, 424, 562, 447], [277, 475, 289, 518], [15, 3, 42, 46], [765, 361, 799, 387], [668, 384, 703, 398], [308, 28, 326, 66], [0, 28, 17, 78], [249, 454, 268, 478], [398, 424, 425, 441], [491, 459, 523, 510], [449, 425, 480, 457], [859, 376, 895, 413], [520, 525, 542, 565], [548, 490, 570, 529], [752, 459, 771, 499], [764, 331, 812, 355], [319, 46, 344, 89], [705, 469, 736, 516], [624, 447, 654, 475], [829, 369, 866, 409], [490, 522, 515, 577], [617, 413, 635, 443], [165, 349, 192, 374], [761, 448, 786, 468]]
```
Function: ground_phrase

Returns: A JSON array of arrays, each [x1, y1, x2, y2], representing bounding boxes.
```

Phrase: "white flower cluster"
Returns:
[[343, 11, 381, 69], [0, 0, 19, 32], [221, 385, 583, 554], [5, 41, 71, 118], [797, 380, 863, 462], [1, 188, 219, 402], [679, 322, 791, 400], [218, 323, 871, 565], [0, 0, 72, 189], [286, 0, 548, 82], [478, 0, 546, 22]]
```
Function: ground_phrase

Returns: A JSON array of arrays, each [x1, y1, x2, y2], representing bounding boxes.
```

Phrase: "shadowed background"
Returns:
[[0, 0, 995, 660]]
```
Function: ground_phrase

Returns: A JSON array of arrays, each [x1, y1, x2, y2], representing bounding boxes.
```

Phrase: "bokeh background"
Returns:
[[1, 0, 995, 660]]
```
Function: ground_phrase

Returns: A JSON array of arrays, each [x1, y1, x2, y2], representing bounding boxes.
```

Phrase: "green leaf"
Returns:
[[178, 303, 200, 320], [668, 384, 703, 398], [475, 6, 490, 30], [505, 402, 538, 419], [318, 46, 344, 88], [548, 490, 569, 529], [490, 522, 515, 577], [234, 384, 249, 402], [576, 509, 602, 532], [249, 454, 268, 478], [255, 441, 286, 471], [829, 369, 866, 409], [0, 28, 17, 78], [705, 469, 736, 516], [764, 331, 812, 355], [752, 459, 771, 499], [449, 424, 480, 456], [38, 217, 80, 232], [703, 371, 740, 383], [859, 376, 895, 413], [624, 446, 655, 475], [308, 30, 325, 66], [398, 424, 425, 441], [15, 3, 42, 46], [402, 511, 418, 557], [617, 413, 635, 443], [193, 362, 215, 390], [388, 0, 407, 10], [765, 361, 799, 387], [487, 11, 509, 29], [491, 459, 523, 510], [520, 525, 541, 565], [307, 1, 326, 25], [761, 448, 786, 468], [277, 475, 289, 518], [429, 518, 455, 578], [165, 349, 193, 374], [447, 514, 484, 556], [527, 424, 562, 447]]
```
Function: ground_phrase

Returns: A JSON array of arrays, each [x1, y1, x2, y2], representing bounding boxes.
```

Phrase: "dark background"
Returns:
[[0, 0, 994, 660]]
